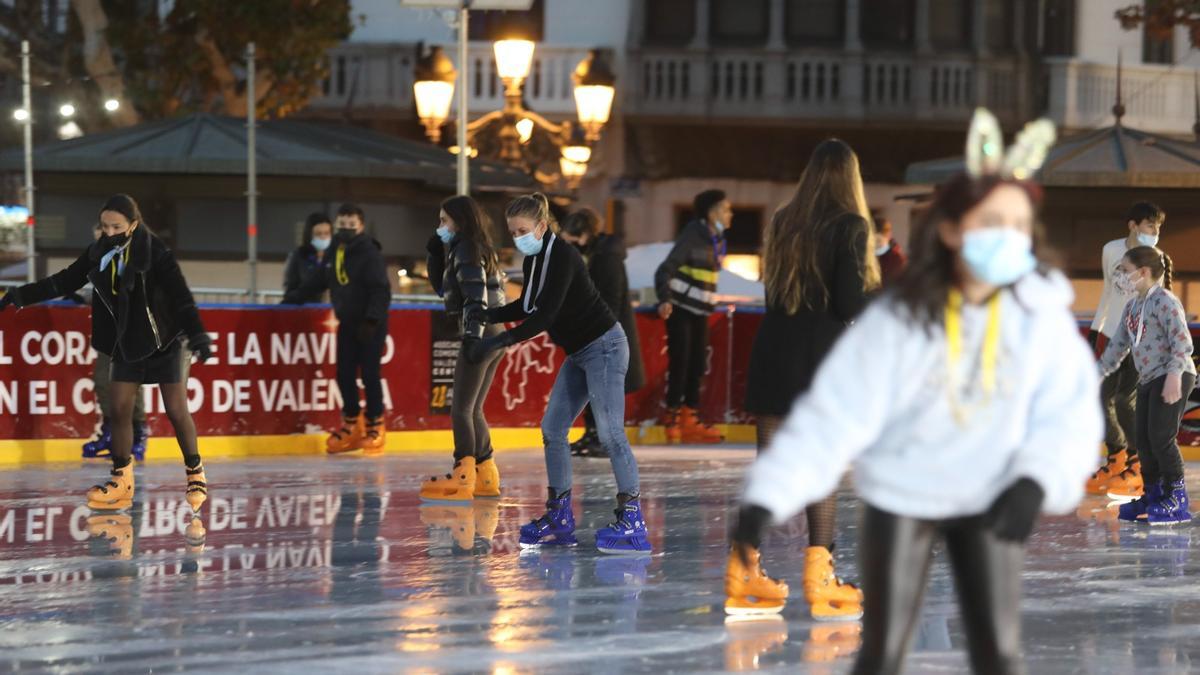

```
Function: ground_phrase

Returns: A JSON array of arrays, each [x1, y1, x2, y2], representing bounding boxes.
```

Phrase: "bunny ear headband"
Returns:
[[965, 108, 1056, 181]]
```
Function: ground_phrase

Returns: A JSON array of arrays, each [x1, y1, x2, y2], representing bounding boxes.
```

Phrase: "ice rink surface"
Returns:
[[1, 447, 1199, 673]]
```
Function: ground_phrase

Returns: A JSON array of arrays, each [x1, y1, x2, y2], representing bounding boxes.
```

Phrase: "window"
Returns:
[[711, 0, 769, 46], [1142, 0, 1174, 64], [785, 0, 844, 45], [645, 0, 696, 46], [861, 0, 915, 48], [468, 0, 545, 41], [984, 0, 1013, 51], [1042, 0, 1075, 56], [929, 0, 970, 50]]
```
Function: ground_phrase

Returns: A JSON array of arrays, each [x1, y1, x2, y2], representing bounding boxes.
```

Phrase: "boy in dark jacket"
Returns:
[[284, 203, 391, 454], [654, 189, 728, 444]]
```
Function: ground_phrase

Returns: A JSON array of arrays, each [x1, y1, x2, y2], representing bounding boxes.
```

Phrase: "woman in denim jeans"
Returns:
[[466, 193, 650, 554]]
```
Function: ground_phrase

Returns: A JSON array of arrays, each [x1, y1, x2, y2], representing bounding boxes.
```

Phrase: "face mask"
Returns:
[[1113, 270, 1139, 295], [335, 228, 359, 244], [514, 229, 544, 257], [311, 237, 331, 252], [436, 226, 455, 244], [99, 231, 130, 251], [712, 220, 726, 235], [960, 228, 1036, 286], [1136, 232, 1159, 247], [875, 241, 891, 256]]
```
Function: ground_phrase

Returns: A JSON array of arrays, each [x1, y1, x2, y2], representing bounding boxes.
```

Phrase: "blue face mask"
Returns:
[[712, 220, 726, 235], [311, 237, 331, 252], [514, 229, 544, 256], [436, 225, 455, 244], [961, 228, 1036, 286], [1136, 232, 1159, 247]]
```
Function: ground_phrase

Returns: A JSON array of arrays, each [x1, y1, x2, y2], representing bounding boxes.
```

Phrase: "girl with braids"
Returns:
[[419, 196, 507, 501], [1099, 246, 1196, 525], [726, 111, 1101, 673], [740, 138, 880, 621], [0, 194, 212, 514], [466, 193, 650, 554]]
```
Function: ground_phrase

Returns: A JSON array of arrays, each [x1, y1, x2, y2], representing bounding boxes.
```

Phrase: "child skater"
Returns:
[[725, 110, 1102, 674], [1098, 246, 1196, 524], [465, 193, 650, 554], [0, 194, 212, 513]]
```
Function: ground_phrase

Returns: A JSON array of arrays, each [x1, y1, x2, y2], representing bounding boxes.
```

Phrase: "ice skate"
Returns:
[[86, 464, 134, 511], [680, 406, 723, 444], [803, 546, 863, 621], [1118, 482, 1161, 522], [185, 463, 208, 513], [724, 544, 789, 617], [724, 613, 787, 670], [81, 419, 112, 459], [474, 457, 501, 498], [1147, 479, 1191, 526], [802, 622, 863, 663], [595, 493, 652, 554], [87, 513, 133, 559], [326, 414, 365, 454], [130, 422, 148, 462], [1106, 455, 1144, 501], [361, 416, 386, 455], [1086, 449, 1127, 495], [663, 408, 682, 445], [420, 504, 475, 551], [419, 457, 476, 502], [519, 488, 577, 549]]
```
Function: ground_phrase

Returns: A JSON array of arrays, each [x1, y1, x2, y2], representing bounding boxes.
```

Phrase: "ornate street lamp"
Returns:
[[413, 45, 456, 144], [573, 50, 616, 143]]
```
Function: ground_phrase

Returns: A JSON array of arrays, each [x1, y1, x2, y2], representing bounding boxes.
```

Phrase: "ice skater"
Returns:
[[1098, 246, 1196, 525], [420, 196, 507, 501], [741, 138, 880, 621], [725, 110, 1102, 674], [0, 194, 213, 513], [465, 193, 650, 554]]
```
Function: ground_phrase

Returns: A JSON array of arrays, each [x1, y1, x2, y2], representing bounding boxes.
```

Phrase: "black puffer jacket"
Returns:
[[10, 225, 208, 361], [581, 234, 645, 392], [427, 236, 506, 339], [283, 232, 391, 324], [282, 244, 331, 304]]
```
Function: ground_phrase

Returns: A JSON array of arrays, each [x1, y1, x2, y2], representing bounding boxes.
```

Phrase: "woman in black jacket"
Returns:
[[560, 207, 645, 458], [741, 139, 880, 620], [419, 196, 507, 501], [282, 212, 333, 303], [0, 194, 213, 514]]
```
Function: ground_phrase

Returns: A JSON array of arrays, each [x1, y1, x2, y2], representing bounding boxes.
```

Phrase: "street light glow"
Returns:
[[493, 40, 535, 82], [58, 103, 76, 118], [516, 118, 534, 144], [104, 98, 120, 112], [12, 108, 29, 122]]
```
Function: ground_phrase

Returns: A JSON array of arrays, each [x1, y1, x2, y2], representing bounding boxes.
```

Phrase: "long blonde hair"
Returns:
[[763, 139, 881, 314]]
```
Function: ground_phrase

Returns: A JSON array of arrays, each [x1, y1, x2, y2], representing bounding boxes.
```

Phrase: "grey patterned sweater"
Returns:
[[1099, 287, 1196, 385]]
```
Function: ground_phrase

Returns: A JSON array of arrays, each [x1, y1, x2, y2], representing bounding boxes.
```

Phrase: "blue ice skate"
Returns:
[[595, 494, 651, 555], [130, 423, 148, 462], [1147, 479, 1191, 526], [1118, 483, 1162, 523], [519, 488, 577, 549], [81, 419, 112, 459]]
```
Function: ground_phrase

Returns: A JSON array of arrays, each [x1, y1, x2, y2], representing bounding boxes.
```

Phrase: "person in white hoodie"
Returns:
[[723, 111, 1102, 674]]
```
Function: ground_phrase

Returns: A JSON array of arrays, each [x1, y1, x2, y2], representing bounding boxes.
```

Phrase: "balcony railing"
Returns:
[[1043, 58, 1200, 136], [625, 48, 1028, 125]]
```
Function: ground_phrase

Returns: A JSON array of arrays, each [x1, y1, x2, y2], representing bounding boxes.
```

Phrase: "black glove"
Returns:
[[426, 234, 445, 258], [984, 478, 1044, 543], [465, 333, 509, 365], [357, 319, 379, 344], [465, 305, 488, 329], [0, 291, 18, 311], [190, 337, 213, 364], [730, 504, 772, 565]]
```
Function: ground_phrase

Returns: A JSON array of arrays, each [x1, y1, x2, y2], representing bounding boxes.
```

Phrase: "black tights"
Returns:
[[110, 381, 200, 469], [853, 505, 1024, 675], [756, 415, 834, 549]]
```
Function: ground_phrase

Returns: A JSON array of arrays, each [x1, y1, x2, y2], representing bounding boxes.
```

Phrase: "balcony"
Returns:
[[307, 42, 590, 119], [623, 47, 1030, 127], [1043, 58, 1200, 137]]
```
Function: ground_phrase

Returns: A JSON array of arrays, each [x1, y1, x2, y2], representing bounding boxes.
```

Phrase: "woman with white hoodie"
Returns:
[[724, 112, 1103, 674]]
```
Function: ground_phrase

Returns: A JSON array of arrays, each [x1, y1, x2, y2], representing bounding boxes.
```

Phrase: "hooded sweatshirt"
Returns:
[[742, 270, 1102, 522]]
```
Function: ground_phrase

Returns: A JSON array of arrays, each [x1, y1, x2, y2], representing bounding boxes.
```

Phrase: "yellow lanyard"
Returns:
[[335, 245, 349, 286], [945, 288, 1002, 424]]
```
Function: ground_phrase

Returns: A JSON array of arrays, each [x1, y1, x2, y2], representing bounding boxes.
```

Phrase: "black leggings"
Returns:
[[336, 320, 387, 419], [1135, 372, 1196, 486], [1089, 331, 1138, 457], [666, 310, 708, 409], [451, 328, 503, 462], [854, 506, 1024, 675]]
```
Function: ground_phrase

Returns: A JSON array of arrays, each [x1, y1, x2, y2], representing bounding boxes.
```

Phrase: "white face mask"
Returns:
[[1113, 269, 1139, 295], [875, 241, 891, 256]]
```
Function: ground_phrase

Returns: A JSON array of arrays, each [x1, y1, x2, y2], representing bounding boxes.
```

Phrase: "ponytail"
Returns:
[[506, 192, 559, 232]]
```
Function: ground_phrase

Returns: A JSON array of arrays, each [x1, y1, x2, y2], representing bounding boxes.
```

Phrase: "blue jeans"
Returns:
[[542, 324, 640, 494]]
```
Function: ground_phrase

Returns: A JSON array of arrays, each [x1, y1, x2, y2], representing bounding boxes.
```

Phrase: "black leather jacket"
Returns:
[[427, 236, 505, 339]]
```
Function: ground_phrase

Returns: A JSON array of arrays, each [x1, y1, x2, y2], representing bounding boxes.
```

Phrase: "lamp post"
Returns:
[[414, 41, 616, 192]]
